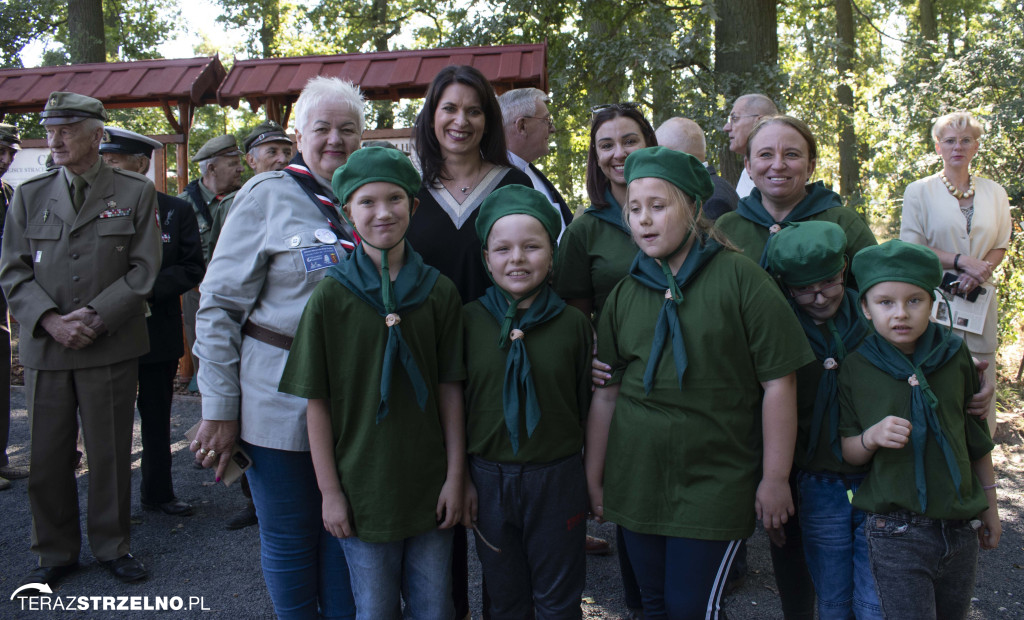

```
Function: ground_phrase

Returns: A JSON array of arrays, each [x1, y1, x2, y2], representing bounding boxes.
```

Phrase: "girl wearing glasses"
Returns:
[[900, 111, 1010, 436]]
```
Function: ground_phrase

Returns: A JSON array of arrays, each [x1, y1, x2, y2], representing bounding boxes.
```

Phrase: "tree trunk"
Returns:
[[713, 0, 778, 184], [919, 0, 938, 41], [259, 0, 280, 58], [67, 0, 106, 64], [836, 0, 859, 203]]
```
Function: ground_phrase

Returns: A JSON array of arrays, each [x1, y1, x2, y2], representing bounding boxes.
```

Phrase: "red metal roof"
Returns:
[[218, 43, 548, 112], [0, 56, 226, 115]]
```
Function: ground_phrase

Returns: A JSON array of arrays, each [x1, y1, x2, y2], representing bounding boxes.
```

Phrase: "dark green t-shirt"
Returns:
[[463, 300, 592, 463], [715, 206, 876, 276], [794, 322, 870, 475], [597, 250, 815, 540], [838, 343, 992, 519], [553, 211, 637, 319], [279, 275, 466, 543]]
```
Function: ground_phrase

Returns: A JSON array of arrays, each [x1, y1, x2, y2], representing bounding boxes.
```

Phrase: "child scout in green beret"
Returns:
[[838, 240, 1000, 620], [463, 184, 593, 618], [585, 146, 815, 619], [279, 147, 466, 619], [765, 221, 883, 620]]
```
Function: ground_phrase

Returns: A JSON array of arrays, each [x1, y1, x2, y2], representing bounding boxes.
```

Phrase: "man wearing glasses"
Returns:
[[723, 93, 778, 198], [498, 88, 574, 239]]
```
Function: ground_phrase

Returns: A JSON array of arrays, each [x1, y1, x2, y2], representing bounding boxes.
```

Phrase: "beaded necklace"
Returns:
[[940, 173, 975, 200]]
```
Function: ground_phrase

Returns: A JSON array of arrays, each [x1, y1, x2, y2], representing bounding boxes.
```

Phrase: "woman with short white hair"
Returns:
[[191, 75, 364, 619], [901, 111, 1011, 434]]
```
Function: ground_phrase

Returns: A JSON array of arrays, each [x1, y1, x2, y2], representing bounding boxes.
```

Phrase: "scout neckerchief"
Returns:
[[793, 289, 867, 463], [326, 242, 438, 423], [629, 233, 722, 394], [583, 189, 630, 236], [479, 284, 566, 454], [856, 321, 964, 512], [284, 153, 357, 252], [183, 179, 214, 228], [735, 181, 842, 269]]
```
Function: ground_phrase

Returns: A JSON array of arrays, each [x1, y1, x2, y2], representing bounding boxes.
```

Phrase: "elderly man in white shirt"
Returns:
[[498, 88, 574, 239]]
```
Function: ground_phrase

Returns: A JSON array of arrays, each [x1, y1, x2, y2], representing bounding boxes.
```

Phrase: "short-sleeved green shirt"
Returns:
[[463, 300, 592, 463], [715, 206, 876, 274], [838, 343, 992, 519], [793, 323, 869, 475], [279, 275, 466, 543], [597, 251, 815, 540], [553, 212, 637, 319]]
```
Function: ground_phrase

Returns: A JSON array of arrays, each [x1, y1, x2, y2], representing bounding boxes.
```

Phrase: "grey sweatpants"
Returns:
[[470, 454, 587, 620]]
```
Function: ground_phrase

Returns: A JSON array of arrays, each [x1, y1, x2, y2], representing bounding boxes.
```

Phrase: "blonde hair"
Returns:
[[622, 177, 735, 251], [931, 111, 984, 142]]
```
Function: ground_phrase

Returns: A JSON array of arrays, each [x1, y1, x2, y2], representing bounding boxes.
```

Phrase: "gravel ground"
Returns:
[[0, 389, 1021, 619]]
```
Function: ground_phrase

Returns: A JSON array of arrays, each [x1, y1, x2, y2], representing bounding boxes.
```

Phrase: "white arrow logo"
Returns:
[[10, 583, 53, 599]]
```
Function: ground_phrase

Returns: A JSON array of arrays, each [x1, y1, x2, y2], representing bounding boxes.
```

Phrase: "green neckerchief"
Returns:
[[736, 181, 843, 269], [478, 285, 566, 455], [856, 322, 964, 513], [628, 234, 722, 394], [792, 289, 867, 463], [326, 242, 439, 423], [582, 188, 630, 236]]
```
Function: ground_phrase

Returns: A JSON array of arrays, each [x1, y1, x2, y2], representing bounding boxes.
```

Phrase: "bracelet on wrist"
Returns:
[[860, 433, 871, 452], [982, 484, 997, 490], [954, 253, 961, 270]]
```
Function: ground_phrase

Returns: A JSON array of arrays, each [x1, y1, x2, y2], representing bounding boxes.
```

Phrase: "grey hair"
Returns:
[[497, 88, 549, 128], [735, 93, 779, 116], [931, 111, 984, 142], [82, 118, 105, 133], [198, 159, 210, 176], [294, 76, 366, 134]]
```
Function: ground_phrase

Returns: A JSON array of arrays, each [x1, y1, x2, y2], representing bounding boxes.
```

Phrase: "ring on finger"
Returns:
[[207, 450, 217, 459], [198, 448, 208, 456]]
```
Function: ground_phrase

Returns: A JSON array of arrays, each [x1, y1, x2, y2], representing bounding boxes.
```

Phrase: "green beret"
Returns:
[[475, 184, 561, 250], [100, 127, 163, 157], [852, 240, 942, 299], [766, 221, 848, 287], [0, 123, 21, 150], [624, 146, 714, 208], [40, 91, 107, 125], [243, 120, 291, 153], [191, 135, 242, 163], [331, 146, 420, 206]]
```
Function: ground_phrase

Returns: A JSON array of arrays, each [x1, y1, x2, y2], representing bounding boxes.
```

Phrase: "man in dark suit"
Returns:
[[656, 117, 740, 220], [100, 127, 205, 517], [0, 123, 29, 491], [498, 88, 574, 239], [0, 92, 161, 587]]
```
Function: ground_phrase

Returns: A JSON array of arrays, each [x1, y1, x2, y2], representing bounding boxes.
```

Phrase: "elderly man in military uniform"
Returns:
[[177, 135, 243, 392], [100, 127, 205, 518], [0, 123, 29, 491], [0, 92, 161, 587], [244, 119, 293, 175], [206, 121, 293, 255]]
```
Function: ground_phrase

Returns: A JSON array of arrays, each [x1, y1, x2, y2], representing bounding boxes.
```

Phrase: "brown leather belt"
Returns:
[[242, 320, 293, 351]]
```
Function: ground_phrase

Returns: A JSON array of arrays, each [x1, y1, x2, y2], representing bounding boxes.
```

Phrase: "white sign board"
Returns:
[[2, 147, 156, 188]]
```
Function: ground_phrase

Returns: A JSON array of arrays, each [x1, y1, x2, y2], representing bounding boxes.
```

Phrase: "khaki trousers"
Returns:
[[25, 359, 137, 566]]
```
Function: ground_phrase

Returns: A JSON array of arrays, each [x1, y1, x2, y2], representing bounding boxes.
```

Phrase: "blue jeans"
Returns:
[[621, 528, 739, 620], [798, 471, 882, 620], [243, 442, 355, 620], [340, 528, 454, 620], [865, 512, 978, 620]]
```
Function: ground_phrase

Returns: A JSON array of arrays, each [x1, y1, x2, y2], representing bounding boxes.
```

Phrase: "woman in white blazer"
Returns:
[[900, 111, 1011, 433]]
